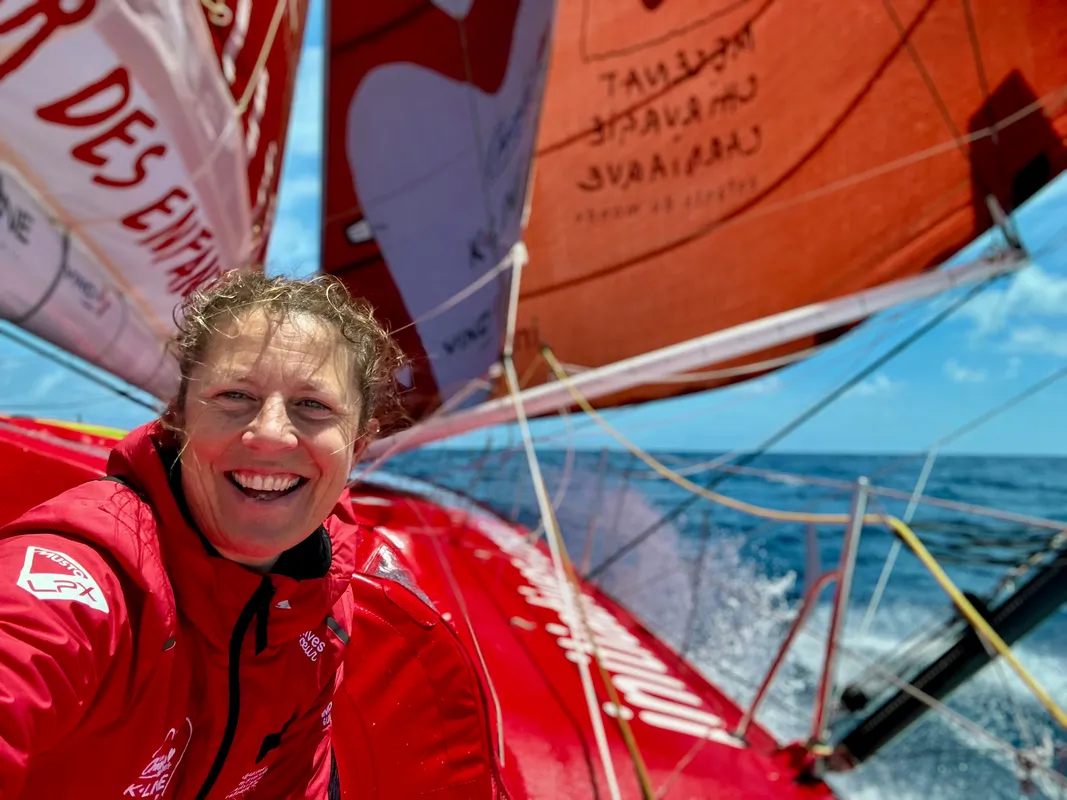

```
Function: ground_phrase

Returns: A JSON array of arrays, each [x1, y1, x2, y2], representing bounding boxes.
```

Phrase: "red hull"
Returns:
[[0, 416, 834, 799]]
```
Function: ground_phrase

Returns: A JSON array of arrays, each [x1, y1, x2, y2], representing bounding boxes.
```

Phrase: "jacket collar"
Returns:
[[106, 421, 355, 648]]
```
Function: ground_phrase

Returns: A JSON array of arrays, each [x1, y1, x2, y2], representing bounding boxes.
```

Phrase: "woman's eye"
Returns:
[[298, 399, 331, 412], [217, 390, 252, 401]]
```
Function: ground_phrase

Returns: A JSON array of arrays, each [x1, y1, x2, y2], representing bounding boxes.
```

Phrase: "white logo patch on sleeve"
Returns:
[[17, 545, 109, 613]]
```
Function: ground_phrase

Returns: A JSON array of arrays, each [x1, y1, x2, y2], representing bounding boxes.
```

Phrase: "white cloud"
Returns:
[[287, 45, 323, 158], [957, 264, 1067, 336], [738, 375, 781, 395], [845, 373, 901, 398], [944, 359, 987, 383], [1000, 325, 1067, 358]]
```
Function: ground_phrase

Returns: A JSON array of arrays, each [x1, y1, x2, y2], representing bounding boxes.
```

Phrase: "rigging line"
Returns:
[[184, 0, 292, 204], [0, 324, 161, 413], [704, 353, 1067, 546], [502, 251, 624, 799], [793, 626, 1067, 793], [668, 360, 1067, 531], [390, 255, 513, 337], [541, 347, 1067, 728], [959, 0, 1019, 244], [858, 448, 939, 638], [353, 369, 499, 482], [523, 405, 578, 544], [881, 0, 1022, 248], [879, 0, 971, 164], [879, 514, 1067, 729], [553, 500, 658, 800], [680, 513, 712, 658], [586, 272, 1005, 581], [993, 658, 1039, 754], [504, 355, 625, 800], [929, 361, 1067, 451]]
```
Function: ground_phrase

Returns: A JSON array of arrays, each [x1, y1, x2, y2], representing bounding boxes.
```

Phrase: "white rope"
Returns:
[[501, 249, 623, 800], [858, 447, 939, 636]]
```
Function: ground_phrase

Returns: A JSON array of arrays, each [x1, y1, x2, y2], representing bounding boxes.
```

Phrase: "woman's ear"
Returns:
[[351, 417, 380, 465]]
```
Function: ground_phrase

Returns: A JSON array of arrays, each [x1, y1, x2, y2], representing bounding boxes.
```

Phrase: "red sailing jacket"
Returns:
[[0, 421, 359, 799]]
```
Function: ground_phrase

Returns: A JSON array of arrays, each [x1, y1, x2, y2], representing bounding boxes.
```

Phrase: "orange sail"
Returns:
[[323, 1, 1067, 424], [513, 0, 1067, 408]]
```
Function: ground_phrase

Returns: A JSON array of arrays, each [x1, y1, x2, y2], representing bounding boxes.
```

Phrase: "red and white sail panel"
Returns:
[[0, 0, 306, 398]]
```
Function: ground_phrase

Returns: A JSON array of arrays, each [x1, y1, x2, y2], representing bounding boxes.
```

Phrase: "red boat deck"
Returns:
[[344, 486, 834, 799], [0, 416, 835, 799]]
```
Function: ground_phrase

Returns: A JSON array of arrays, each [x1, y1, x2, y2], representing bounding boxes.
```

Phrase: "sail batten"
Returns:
[[368, 252, 1024, 455]]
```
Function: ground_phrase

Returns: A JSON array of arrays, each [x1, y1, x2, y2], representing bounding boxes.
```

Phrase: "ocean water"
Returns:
[[381, 447, 1067, 800]]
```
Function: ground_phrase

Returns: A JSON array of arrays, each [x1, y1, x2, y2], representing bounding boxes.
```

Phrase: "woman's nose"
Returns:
[[242, 395, 298, 450]]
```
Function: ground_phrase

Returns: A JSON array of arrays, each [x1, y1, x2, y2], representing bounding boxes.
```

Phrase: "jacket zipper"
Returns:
[[194, 575, 275, 800]]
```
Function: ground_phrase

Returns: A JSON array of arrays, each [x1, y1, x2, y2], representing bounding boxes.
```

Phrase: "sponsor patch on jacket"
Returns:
[[125, 718, 193, 799], [299, 630, 326, 662], [17, 545, 109, 613]]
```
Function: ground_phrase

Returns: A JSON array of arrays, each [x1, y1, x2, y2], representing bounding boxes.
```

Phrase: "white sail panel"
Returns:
[[0, 0, 306, 399]]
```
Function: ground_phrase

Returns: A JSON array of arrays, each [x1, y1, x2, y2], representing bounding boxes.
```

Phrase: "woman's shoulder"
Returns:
[[1, 476, 168, 596], [0, 530, 125, 619]]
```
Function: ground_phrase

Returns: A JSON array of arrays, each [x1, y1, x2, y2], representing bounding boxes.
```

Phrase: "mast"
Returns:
[[828, 550, 1067, 768]]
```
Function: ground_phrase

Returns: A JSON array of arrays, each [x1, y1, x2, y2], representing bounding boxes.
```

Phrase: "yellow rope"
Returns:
[[541, 346, 1067, 729]]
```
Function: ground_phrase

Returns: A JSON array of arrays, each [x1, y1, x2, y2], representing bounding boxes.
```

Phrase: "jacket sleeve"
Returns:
[[0, 533, 130, 796]]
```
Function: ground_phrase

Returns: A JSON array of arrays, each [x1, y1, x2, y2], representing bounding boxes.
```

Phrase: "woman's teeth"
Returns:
[[229, 472, 303, 494]]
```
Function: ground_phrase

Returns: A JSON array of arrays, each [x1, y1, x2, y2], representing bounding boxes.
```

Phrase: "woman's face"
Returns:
[[179, 309, 363, 571]]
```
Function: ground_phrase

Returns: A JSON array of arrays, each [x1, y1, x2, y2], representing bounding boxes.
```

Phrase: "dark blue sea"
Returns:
[[381, 448, 1067, 800]]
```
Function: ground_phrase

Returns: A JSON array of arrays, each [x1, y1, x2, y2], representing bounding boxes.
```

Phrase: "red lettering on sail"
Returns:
[[37, 67, 130, 127], [39, 71, 168, 190], [122, 189, 190, 233], [36, 63, 225, 298], [0, 0, 97, 82], [71, 110, 166, 189]]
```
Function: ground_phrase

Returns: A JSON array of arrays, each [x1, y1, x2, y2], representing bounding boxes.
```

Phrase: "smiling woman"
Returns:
[[0, 274, 416, 799], [168, 273, 402, 572]]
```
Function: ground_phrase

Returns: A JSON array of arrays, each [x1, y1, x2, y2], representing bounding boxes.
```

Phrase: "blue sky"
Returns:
[[2, 0, 1066, 456]]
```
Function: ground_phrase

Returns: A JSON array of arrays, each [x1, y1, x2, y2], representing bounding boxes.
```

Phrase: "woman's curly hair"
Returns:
[[166, 271, 405, 433]]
